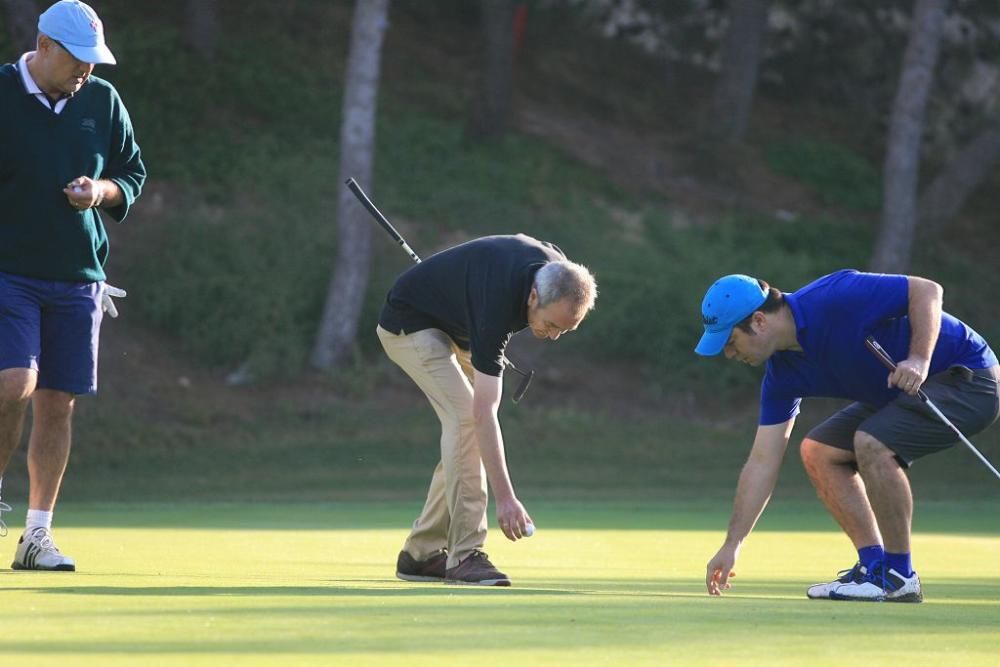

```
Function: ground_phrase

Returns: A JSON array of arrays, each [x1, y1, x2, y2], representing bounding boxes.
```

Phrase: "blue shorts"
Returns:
[[0, 271, 103, 395]]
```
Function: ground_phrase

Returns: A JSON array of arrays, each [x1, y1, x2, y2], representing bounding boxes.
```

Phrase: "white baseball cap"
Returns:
[[38, 0, 116, 65]]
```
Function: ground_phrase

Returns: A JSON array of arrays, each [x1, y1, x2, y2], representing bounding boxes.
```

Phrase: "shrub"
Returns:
[[766, 138, 881, 211]]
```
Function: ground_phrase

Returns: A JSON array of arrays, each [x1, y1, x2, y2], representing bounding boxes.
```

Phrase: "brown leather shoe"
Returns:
[[445, 550, 511, 586], [396, 550, 447, 582]]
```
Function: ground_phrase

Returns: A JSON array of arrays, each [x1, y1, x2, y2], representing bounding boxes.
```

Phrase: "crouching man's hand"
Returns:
[[706, 543, 739, 596]]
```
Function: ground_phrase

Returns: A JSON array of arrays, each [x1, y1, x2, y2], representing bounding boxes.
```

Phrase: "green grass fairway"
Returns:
[[2, 501, 998, 666]]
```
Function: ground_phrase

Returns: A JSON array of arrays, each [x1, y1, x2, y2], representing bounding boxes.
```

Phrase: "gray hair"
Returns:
[[533, 261, 598, 312]]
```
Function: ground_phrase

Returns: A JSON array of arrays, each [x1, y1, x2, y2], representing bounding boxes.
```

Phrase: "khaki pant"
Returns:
[[377, 325, 488, 569]]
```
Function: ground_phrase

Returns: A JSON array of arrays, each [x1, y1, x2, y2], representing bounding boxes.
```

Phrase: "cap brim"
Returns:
[[695, 327, 732, 356], [63, 43, 116, 65]]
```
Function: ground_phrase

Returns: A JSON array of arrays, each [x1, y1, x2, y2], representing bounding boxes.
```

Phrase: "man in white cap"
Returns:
[[0, 0, 145, 571]]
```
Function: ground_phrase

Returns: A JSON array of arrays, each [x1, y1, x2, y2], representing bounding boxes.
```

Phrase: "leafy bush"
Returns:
[[579, 212, 874, 396], [766, 138, 881, 211], [126, 83, 886, 395], [127, 110, 621, 376]]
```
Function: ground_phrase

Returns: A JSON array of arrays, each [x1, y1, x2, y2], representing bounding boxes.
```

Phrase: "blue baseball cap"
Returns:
[[695, 274, 768, 356], [38, 0, 116, 65]]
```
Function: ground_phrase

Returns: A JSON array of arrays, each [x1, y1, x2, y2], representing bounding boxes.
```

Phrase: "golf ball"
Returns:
[[524, 522, 535, 537]]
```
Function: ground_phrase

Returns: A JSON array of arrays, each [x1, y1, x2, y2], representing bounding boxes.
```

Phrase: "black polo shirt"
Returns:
[[379, 234, 566, 376]]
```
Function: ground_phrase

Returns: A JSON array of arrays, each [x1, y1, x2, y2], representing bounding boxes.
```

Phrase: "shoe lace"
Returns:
[[0, 500, 11, 538], [861, 560, 888, 589], [458, 550, 495, 569], [837, 562, 863, 583], [29, 527, 60, 552]]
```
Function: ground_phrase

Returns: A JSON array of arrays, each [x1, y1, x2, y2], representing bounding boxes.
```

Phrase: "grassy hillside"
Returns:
[[2, 1, 999, 502], [92, 2, 1000, 382]]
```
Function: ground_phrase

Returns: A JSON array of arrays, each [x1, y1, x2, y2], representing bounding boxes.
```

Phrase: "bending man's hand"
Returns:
[[706, 543, 739, 596], [102, 284, 127, 319], [496, 497, 533, 541]]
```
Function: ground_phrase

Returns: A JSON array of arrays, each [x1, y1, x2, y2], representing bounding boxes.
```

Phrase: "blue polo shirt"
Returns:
[[759, 270, 998, 425]]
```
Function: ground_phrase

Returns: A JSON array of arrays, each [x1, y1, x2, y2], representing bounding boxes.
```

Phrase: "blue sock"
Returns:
[[885, 551, 913, 577], [858, 544, 885, 570]]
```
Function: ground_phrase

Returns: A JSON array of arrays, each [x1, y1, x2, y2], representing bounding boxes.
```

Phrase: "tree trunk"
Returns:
[[2, 0, 38, 55], [919, 128, 1000, 237], [310, 0, 390, 371], [185, 0, 218, 58], [466, 0, 515, 142], [870, 0, 948, 273], [705, 0, 769, 143]]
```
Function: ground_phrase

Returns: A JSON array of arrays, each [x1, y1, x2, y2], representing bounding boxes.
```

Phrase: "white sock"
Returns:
[[26, 509, 53, 532]]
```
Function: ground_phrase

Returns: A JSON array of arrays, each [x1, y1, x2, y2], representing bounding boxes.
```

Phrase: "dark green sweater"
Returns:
[[0, 63, 146, 282]]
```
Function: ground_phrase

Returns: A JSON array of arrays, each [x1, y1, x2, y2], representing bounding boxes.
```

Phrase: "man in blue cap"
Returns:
[[0, 0, 145, 570], [696, 270, 999, 601]]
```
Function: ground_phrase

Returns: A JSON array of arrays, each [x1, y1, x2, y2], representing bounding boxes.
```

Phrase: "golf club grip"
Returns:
[[345, 178, 402, 242], [865, 336, 929, 401], [864, 336, 897, 371], [345, 178, 422, 263]]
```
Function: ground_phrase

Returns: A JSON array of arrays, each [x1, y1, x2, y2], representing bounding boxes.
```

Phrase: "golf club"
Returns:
[[345, 178, 422, 264], [865, 335, 1000, 482], [346, 177, 535, 404]]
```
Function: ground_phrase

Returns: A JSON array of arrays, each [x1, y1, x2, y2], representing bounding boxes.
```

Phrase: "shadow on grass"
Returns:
[[2, 578, 998, 657], [3, 577, 998, 606], [39, 499, 1000, 535], [0, 582, 572, 598]]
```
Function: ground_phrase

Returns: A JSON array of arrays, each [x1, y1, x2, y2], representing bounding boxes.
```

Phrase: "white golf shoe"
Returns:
[[806, 562, 866, 599], [12, 527, 76, 571], [830, 562, 922, 603]]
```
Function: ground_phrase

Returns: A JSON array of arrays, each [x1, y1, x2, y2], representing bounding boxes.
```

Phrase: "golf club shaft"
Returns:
[[345, 178, 422, 264], [922, 397, 1000, 481], [864, 336, 1000, 482]]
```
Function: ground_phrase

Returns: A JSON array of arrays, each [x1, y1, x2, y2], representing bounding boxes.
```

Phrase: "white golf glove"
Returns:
[[102, 283, 127, 318]]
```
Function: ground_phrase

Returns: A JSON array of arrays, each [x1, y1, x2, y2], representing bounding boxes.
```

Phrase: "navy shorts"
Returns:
[[807, 365, 1000, 467], [0, 271, 104, 395]]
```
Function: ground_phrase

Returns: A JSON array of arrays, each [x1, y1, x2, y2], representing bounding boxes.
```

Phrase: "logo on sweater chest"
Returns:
[[81, 119, 96, 133]]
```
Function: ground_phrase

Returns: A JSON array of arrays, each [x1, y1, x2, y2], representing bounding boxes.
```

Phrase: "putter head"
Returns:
[[503, 356, 534, 404], [512, 369, 534, 404]]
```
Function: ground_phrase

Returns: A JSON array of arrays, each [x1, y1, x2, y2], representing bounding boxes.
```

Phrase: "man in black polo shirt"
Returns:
[[378, 234, 597, 586]]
